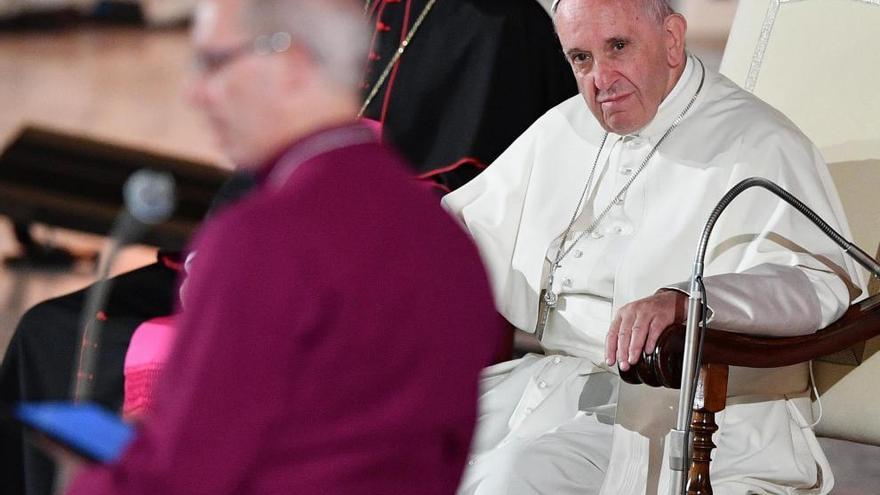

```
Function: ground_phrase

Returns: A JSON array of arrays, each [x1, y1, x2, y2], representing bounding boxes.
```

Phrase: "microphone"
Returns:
[[71, 169, 176, 402], [124, 169, 177, 226], [668, 177, 880, 495]]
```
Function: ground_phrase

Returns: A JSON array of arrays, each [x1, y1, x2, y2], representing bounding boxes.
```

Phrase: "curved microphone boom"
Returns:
[[71, 169, 176, 402], [669, 177, 880, 495]]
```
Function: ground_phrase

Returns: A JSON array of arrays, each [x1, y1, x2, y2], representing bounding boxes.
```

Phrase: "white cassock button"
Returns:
[[553, 356, 562, 364], [616, 222, 634, 235], [573, 250, 583, 258], [562, 277, 572, 288], [591, 231, 603, 239], [538, 380, 548, 389], [620, 166, 634, 176], [468, 459, 476, 466], [625, 136, 645, 150], [524, 407, 534, 415]]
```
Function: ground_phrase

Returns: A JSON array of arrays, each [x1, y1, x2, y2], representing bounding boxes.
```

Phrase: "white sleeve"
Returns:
[[664, 130, 863, 336]]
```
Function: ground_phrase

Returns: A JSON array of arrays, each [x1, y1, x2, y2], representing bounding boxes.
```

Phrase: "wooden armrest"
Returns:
[[621, 293, 880, 389]]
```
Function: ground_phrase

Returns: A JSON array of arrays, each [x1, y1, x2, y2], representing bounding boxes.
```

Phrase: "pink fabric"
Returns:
[[122, 316, 178, 420], [359, 117, 383, 137]]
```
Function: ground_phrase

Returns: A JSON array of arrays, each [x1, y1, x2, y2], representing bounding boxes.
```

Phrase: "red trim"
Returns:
[[414, 177, 451, 194], [159, 253, 185, 272], [428, 181, 451, 194], [367, 0, 383, 18], [363, 1, 392, 87], [378, 0, 413, 137], [415, 156, 487, 180]]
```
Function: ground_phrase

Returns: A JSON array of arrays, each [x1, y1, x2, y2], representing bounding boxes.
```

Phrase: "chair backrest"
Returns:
[[719, 0, 880, 446]]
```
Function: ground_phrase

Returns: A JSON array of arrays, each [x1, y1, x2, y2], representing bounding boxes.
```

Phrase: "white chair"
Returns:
[[624, 1, 880, 493], [719, 0, 880, 469]]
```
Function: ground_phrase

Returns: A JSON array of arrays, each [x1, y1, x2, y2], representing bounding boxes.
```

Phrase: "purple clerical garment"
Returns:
[[67, 123, 504, 495]]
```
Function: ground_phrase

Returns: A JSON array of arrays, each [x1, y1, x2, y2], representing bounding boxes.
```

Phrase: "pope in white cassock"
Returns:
[[442, 0, 866, 494]]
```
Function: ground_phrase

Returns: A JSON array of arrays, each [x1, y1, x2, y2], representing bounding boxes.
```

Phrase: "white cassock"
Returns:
[[442, 55, 866, 495]]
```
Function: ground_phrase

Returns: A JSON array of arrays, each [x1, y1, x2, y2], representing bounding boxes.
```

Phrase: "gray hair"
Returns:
[[243, 0, 369, 91], [551, 0, 675, 25]]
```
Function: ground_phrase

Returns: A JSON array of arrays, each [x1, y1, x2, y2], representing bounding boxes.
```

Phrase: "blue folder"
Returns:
[[15, 402, 135, 463]]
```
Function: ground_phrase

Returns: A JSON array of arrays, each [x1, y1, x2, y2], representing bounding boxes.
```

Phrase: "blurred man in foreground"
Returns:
[[57, 0, 504, 493]]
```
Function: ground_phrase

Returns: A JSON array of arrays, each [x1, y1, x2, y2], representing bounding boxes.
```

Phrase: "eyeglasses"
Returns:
[[191, 32, 293, 75]]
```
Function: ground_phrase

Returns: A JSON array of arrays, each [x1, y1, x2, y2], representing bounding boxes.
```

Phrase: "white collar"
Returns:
[[618, 54, 704, 142]]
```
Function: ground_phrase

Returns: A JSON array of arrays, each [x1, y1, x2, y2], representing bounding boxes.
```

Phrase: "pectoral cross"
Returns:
[[535, 263, 561, 340], [535, 289, 558, 341]]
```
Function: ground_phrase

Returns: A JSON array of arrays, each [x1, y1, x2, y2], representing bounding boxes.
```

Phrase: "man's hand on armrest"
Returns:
[[605, 290, 687, 371]]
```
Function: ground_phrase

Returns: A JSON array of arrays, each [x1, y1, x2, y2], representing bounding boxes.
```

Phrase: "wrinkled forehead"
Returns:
[[553, 0, 660, 43], [192, 0, 251, 48], [553, 0, 648, 21]]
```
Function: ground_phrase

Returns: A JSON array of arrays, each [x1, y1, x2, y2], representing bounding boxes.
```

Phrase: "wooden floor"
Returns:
[[0, 25, 227, 164]]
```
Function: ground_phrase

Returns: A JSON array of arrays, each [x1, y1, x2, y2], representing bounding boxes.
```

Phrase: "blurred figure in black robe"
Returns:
[[363, 0, 575, 191]]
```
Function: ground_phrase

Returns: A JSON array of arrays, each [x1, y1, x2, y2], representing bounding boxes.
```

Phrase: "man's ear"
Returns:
[[663, 13, 687, 68]]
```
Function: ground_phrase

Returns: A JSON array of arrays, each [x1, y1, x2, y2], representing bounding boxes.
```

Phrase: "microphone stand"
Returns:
[[58, 170, 174, 495], [71, 213, 146, 402], [70, 169, 175, 402], [668, 177, 880, 495]]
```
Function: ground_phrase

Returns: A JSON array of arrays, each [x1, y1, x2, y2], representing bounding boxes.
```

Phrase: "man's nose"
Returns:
[[592, 61, 618, 92]]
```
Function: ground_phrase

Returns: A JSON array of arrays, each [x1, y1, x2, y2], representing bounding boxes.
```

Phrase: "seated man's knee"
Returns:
[[507, 423, 609, 495]]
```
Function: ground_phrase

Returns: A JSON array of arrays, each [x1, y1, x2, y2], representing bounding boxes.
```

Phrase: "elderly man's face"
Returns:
[[186, 0, 289, 167], [555, 0, 685, 135]]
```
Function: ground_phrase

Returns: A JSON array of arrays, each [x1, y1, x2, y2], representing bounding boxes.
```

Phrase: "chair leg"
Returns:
[[686, 363, 729, 495]]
